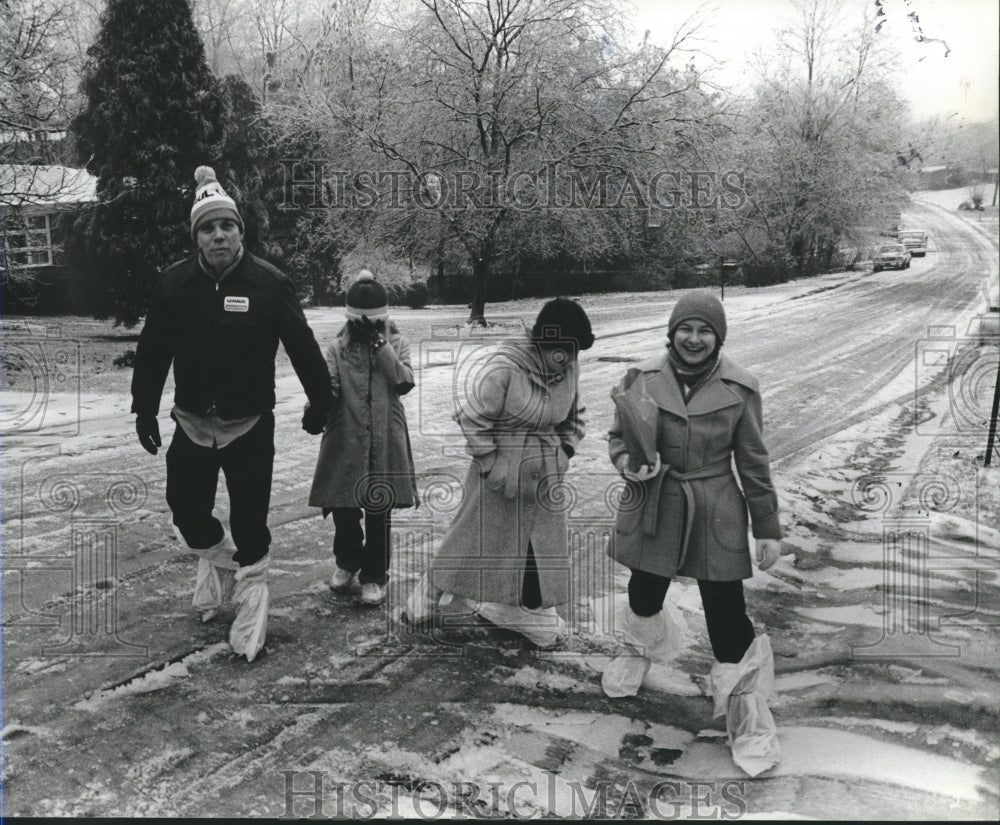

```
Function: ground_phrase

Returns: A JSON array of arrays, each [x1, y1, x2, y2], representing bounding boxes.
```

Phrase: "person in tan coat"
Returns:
[[602, 290, 783, 776], [307, 271, 418, 606], [404, 298, 594, 646]]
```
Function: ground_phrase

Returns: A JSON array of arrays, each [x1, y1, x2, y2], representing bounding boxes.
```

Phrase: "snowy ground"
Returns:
[[1, 193, 999, 818]]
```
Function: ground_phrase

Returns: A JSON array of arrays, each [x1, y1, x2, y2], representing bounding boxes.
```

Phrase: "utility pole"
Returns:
[[985, 358, 1000, 467]]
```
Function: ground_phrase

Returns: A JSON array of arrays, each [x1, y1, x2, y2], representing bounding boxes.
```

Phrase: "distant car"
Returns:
[[897, 229, 928, 256], [872, 243, 911, 272]]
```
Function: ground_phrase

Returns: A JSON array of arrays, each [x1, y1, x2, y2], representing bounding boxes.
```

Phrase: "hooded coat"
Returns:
[[608, 352, 780, 581], [428, 336, 585, 607], [308, 323, 418, 510]]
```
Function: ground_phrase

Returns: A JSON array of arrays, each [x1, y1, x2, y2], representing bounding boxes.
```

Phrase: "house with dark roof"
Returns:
[[1, 164, 97, 313]]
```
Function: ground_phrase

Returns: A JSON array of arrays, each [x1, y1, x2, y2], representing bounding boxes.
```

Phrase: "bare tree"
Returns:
[[725, 0, 909, 279], [1, 0, 94, 309], [186, 0, 334, 100], [272, 0, 721, 322], [0, 0, 80, 163], [192, 0, 251, 77]]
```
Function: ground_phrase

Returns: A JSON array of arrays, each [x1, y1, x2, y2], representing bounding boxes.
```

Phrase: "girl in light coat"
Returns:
[[308, 271, 418, 606]]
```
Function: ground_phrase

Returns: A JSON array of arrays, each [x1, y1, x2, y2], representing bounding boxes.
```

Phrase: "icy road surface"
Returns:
[[2, 196, 998, 818]]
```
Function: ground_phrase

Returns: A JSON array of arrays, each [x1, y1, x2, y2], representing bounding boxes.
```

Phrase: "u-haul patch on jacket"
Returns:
[[224, 296, 250, 312]]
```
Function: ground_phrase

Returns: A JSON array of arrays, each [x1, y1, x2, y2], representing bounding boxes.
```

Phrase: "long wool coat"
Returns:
[[308, 324, 418, 511], [429, 337, 585, 607], [608, 352, 781, 581]]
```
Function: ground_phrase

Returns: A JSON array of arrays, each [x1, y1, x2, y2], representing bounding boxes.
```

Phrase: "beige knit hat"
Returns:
[[668, 289, 727, 344], [190, 166, 243, 240]]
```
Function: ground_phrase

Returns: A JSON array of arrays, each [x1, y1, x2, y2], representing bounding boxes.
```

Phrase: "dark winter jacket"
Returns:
[[130, 252, 332, 419]]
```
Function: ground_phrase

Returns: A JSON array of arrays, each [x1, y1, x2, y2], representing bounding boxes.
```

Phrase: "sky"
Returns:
[[628, 0, 1000, 124]]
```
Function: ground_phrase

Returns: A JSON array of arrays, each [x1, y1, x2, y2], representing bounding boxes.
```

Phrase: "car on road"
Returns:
[[872, 243, 911, 272], [897, 229, 928, 257]]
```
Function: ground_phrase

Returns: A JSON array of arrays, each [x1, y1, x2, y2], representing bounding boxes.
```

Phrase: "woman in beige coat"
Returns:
[[405, 298, 594, 646], [603, 289, 782, 776]]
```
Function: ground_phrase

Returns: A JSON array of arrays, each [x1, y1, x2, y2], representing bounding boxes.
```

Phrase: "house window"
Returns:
[[4, 213, 54, 267]]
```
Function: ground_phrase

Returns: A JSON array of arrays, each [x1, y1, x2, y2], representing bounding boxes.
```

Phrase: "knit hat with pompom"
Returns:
[[190, 165, 243, 240], [345, 270, 389, 320]]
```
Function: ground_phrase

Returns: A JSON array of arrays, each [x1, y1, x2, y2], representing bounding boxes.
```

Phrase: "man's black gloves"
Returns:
[[302, 401, 329, 435], [136, 415, 162, 455]]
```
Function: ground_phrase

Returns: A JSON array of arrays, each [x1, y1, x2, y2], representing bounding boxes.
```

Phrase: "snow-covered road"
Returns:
[[2, 196, 998, 818]]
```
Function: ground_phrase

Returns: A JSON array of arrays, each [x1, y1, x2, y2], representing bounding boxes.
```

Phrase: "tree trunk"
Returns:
[[468, 255, 489, 325], [468, 246, 491, 325]]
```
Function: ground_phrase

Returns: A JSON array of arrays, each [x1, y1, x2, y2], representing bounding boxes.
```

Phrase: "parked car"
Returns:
[[872, 243, 911, 272], [897, 229, 928, 256]]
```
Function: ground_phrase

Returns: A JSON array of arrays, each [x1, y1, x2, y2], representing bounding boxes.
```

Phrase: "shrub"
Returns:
[[385, 282, 430, 309], [404, 282, 429, 309], [113, 349, 136, 368], [744, 260, 791, 287]]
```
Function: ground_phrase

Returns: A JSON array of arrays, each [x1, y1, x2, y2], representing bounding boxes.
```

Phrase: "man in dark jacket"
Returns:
[[131, 166, 332, 661]]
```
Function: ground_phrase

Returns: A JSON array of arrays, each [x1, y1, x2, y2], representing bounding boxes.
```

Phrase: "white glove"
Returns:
[[623, 454, 661, 482], [755, 539, 781, 571]]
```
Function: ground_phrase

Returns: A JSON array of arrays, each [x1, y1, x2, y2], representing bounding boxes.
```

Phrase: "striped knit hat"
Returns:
[[190, 166, 243, 240], [345, 270, 389, 320]]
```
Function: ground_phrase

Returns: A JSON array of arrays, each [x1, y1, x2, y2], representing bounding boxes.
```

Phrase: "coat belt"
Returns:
[[492, 430, 563, 499], [641, 457, 734, 569]]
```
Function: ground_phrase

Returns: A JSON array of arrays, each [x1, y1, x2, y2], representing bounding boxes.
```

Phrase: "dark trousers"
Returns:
[[330, 508, 392, 585], [628, 567, 755, 664], [521, 543, 543, 610], [165, 413, 274, 567]]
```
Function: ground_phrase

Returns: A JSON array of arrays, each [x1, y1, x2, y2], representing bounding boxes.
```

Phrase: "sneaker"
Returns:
[[360, 582, 386, 605], [329, 566, 356, 591]]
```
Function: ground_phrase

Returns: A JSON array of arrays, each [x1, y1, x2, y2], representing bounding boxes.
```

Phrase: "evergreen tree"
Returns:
[[68, 0, 224, 326], [216, 75, 271, 258]]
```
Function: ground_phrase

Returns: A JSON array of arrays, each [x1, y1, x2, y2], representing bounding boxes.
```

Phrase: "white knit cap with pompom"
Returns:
[[190, 165, 243, 240]]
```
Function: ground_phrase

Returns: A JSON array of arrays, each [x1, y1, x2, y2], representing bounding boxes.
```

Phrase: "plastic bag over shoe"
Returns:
[[709, 634, 781, 777]]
